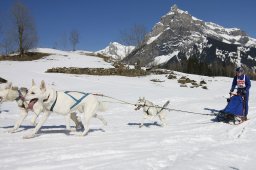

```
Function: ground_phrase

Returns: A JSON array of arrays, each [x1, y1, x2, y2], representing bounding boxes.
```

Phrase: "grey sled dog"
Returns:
[[24, 80, 107, 139], [135, 97, 168, 127], [0, 82, 81, 134]]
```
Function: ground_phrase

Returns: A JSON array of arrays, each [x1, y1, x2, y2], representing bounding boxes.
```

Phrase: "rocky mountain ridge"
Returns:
[[123, 4, 256, 76]]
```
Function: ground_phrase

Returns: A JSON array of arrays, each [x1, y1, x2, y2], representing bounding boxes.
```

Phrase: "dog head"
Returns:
[[134, 97, 146, 110], [25, 80, 49, 110], [0, 82, 13, 103]]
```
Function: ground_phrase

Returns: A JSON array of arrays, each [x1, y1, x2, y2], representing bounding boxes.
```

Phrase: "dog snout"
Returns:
[[134, 105, 141, 110]]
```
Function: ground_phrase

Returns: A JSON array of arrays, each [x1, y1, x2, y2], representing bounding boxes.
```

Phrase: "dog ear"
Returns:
[[5, 82, 12, 89], [32, 79, 36, 86], [40, 80, 46, 91]]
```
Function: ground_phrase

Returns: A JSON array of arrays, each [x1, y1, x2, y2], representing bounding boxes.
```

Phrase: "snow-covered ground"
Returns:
[[0, 48, 256, 170]]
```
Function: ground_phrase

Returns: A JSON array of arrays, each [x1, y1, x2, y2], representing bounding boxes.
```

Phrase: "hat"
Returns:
[[235, 67, 244, 73]]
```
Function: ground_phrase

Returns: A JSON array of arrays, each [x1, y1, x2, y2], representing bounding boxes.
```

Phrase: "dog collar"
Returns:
[[15, 89, 25, 101], [42, 91, 58, 111], [50, 91, 58, 112], [43, 94, 50, 103], [146, 107, 151, 115]]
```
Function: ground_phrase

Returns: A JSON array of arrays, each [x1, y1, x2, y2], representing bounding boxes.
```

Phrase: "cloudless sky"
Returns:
[[0, 0, 255, 51]]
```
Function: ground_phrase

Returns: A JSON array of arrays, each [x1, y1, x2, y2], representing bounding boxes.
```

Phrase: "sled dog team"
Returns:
[[0, 66, 250, 138], [0, 80, 168, 139]]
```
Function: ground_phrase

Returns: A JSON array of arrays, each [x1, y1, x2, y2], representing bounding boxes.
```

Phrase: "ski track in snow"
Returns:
[[0, 49, 256, 170]]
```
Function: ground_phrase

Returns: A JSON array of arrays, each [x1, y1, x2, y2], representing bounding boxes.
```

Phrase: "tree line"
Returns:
[[165, 55, 256, 80]]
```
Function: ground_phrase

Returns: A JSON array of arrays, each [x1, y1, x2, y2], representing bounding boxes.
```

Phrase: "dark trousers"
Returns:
[[237, 88, 249, 117], [244, 92, 249, 117]]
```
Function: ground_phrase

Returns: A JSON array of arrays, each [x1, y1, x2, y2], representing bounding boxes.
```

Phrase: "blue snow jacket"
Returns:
[[230, 74, 251, 116], [230, 74, 251, 93]]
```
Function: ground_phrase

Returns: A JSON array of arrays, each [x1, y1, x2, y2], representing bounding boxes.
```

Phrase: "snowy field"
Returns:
[[0, 49, 256, 170]]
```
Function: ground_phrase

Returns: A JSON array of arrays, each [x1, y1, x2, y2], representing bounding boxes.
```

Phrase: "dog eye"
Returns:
[[31, 92, 35, 94]]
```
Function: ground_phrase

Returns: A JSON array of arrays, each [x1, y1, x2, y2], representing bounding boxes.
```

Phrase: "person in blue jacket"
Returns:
[[230, 67, 251, 120]]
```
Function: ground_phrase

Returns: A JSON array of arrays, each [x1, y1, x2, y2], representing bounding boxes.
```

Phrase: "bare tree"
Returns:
[[11, 1, 37, 55], [69, 30, 79, 51], [120, 24, 148, 46]]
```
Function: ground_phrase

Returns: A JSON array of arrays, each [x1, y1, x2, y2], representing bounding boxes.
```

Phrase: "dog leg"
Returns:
[[23, 111, 50, 139], [80, 114, 91, 136], [8, 108, 28, 133], [65, 114, 72, 131], [139, 114, 147, 128], [30, 114, 38, 126], [70, 112, 83, 130], [80, 102, 99, 136], [94, 114, 107, 126], [159, 113, 167, 127]]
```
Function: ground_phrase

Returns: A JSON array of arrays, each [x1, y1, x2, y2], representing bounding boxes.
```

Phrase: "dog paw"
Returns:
[[8, 128, 17, 133], [75, 122, 85, 130], [23, 133, 36, 139], [160, 123, 167, 127], [69, 131, 83, 136], [31, 122, 38, 126], [69, 128, 77, 132]]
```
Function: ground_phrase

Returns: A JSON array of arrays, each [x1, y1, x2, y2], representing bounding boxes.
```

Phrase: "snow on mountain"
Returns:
[[150, 50, 179, 65], [124, 4, 256, 70], [96, 42, 135, 60], [1, 50, 256, 169]]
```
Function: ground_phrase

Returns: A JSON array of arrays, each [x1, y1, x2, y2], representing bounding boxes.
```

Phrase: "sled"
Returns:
[[216, 93, 246, 125]]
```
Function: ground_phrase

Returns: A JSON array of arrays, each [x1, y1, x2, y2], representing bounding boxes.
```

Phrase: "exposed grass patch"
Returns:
[[200, 80, 207, 85], [150, 79, 165, 82], [167, 74, 177, 79], [178, 76, 208, 90], [0, 52, 50, 61], [46, 67, 149, 77], [78, 52, 112, 62]]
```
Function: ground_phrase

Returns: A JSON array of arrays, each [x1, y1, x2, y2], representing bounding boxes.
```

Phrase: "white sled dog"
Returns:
[[0, 82, 81, 133], [0, 82, 43, 133], [24, 80, 107, 139], [135, 97, 168, 127]]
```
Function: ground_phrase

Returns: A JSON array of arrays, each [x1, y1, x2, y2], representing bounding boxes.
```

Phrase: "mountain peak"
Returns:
[[168, 4, 188, 15], [96, 42, 135, 60], [124, 5, 256, 72], [171, 4, 178, 12]]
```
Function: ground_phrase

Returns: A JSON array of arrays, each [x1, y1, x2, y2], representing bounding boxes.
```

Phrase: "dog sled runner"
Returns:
[[216, 93, 246, 125]]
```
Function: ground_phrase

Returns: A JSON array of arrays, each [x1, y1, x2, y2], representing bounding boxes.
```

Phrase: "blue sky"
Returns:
[[0, 0, 255, 51]]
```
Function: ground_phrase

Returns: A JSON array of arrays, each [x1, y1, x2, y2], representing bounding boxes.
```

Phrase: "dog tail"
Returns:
[[98, 101, 107, 112]]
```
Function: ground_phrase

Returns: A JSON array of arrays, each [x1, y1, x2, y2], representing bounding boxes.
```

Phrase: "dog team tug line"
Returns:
[[0, 67, 251, 138]]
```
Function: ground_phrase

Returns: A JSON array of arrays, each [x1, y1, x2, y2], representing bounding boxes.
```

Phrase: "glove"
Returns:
[[242, 89, 247, 95]]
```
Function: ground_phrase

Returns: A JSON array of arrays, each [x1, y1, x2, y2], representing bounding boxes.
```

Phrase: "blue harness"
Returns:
[[64, 91, 90, 110], [50, 91, 90, 111]]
